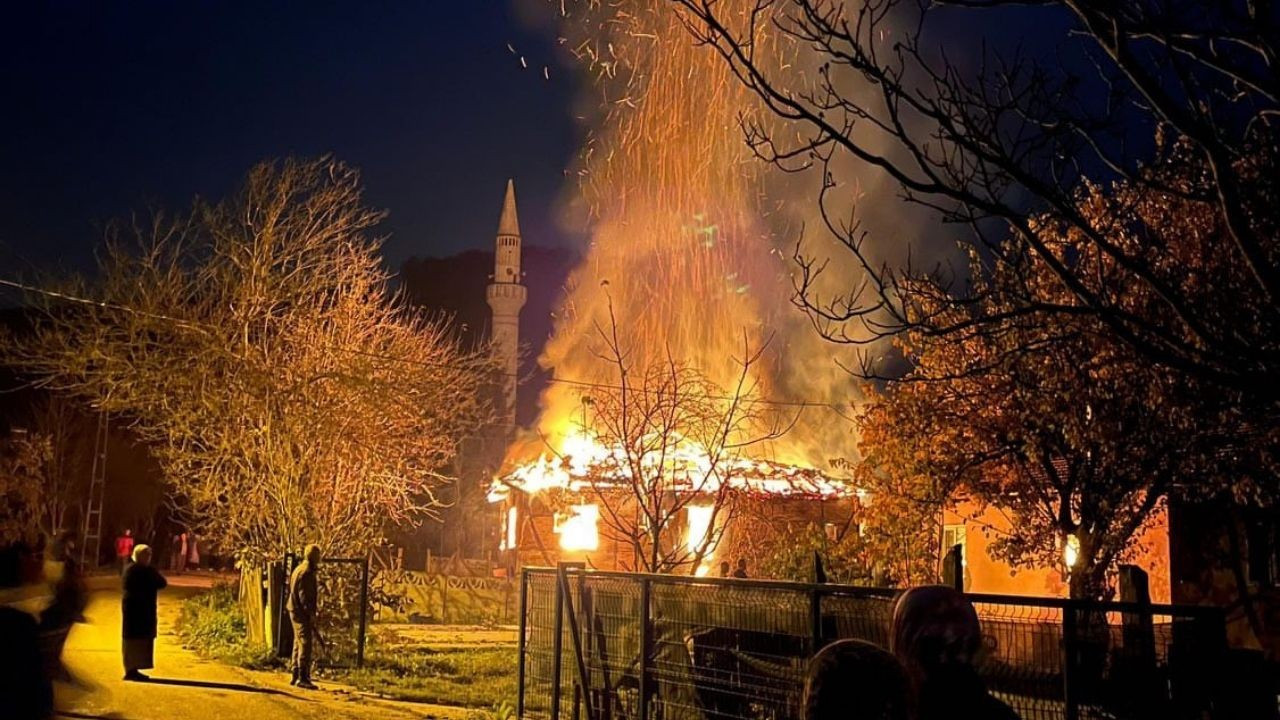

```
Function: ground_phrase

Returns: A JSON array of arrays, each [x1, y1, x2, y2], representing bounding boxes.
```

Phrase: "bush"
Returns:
[[175, 582, 281, 670]]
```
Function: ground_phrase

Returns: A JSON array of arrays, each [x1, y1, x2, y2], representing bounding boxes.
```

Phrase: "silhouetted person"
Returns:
[[718, 561, 731, 578], [51, 531, 76, 570], [804, 640, 910, 720], [40, 546, 87, 632], [186, 533, 200, 571], [121, 544, 167, 681], [732, 558, 748, 578], [891, 585, 1019, 720], [115, 529, 134, 572], [288, 544, 322, 689], [0, 607, 53, 719], [169, 533, 181, 571]]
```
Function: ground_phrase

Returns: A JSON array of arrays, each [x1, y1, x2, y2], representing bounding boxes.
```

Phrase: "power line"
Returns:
[[0, 277, 859, 416]]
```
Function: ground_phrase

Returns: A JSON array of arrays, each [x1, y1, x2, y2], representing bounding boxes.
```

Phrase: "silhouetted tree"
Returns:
[[13, 158, 495, 560]]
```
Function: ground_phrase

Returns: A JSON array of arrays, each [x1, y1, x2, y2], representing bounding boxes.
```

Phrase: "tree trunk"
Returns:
[[1224, 507, 1265, 644]]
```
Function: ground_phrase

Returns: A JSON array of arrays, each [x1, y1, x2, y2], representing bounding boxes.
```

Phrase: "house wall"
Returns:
[[943, 502, 1171, 602], [502, 492, 853, 575]]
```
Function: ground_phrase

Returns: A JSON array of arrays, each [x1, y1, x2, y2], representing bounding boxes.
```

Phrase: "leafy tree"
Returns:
[[675, 0, 1280, 415], [0, 430, 52, 547], [856, 148, 1242, 597], [13, 158, 494, 560]]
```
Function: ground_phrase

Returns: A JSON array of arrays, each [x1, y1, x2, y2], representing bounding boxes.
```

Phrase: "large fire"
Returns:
[[489, 430, 847, 502], [503, 2, 866, 495]]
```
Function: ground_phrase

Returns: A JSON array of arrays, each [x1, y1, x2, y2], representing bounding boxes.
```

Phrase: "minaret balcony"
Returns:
[[486, 282, 527, 308]]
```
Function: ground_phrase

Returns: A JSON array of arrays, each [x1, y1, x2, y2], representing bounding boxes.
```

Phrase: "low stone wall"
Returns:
[[372, 569, 515, 625]]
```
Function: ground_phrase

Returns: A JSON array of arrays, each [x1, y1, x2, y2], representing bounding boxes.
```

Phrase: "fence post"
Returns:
[[639, 576, 651, 720], [357, 555, 369, 668], [441, 573, 450, 624], [1062, 601, 1080, 720], [810, 586, 823, 652], [517, 569, 529, 720], [557, 564, 595, 720], [551, 569, 565, 720]]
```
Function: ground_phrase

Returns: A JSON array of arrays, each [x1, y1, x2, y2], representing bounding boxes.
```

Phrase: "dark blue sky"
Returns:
[[0, 1, 578, 276]]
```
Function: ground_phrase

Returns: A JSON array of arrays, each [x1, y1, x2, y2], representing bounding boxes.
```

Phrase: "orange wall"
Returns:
[[944, 502, 1170, 602]]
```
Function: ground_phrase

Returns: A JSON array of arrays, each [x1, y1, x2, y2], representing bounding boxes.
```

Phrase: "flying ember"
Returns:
[[507, 0, 865, 479]]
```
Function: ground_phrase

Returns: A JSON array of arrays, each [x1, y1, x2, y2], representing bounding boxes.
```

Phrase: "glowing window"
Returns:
[[686, 504, 718, 576], [500, 506, 518, 551], [942, 523, 967, 566], [1062, 533, 1081, 569], [555, 504, 599, 552]]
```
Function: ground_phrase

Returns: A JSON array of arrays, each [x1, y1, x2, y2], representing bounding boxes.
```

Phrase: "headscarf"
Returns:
[[803, 639, 910, 720], [890, 585, 982, 682]]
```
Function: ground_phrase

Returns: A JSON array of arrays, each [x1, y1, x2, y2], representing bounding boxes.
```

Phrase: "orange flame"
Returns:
[[509, 1, 865, 485]]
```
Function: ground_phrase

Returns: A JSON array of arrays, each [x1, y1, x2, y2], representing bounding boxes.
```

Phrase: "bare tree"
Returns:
[[12, 158, 495, 560], [28, 395, 93, 538], [559, 304, 793, 574], [673, 0, 1280, 405]]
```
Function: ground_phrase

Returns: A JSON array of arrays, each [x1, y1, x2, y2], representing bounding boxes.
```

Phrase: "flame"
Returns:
[[555, 503, 600, 552], [489, 428, 846, 503], [510, 2, 869, 484], [685, 503, 718, 576]]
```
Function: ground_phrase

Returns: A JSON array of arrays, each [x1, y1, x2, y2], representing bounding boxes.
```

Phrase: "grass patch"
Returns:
[[175, 582, 281, 670], [326, 628, 516, 708]]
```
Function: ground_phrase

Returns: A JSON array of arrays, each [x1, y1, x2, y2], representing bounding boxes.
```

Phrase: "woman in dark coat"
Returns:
[[121, 544, 167, 681]]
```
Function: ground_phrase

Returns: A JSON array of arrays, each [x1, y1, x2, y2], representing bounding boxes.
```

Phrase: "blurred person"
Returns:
[[718, 561, 731, 578], [0, 607, 53, 719], [175, 532, 188, 573], [121, 544, 167, 681], [732, 558, 748, 578], [169, 532, 181, 571], [890, 585, 1019, 720], [804, 639, 910, 720], [287, 544, 322, 689], [187, 533, 200, 571], [40, 543, 88, 632]]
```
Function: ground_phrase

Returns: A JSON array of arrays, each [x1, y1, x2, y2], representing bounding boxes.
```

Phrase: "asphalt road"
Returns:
[[45, 576, 422, 720]]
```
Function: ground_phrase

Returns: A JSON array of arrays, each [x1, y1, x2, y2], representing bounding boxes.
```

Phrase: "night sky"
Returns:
[[0, 1, 578, 278]]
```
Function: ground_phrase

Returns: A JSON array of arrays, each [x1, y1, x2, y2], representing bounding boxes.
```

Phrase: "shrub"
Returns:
[[175, 582, 281, 669]]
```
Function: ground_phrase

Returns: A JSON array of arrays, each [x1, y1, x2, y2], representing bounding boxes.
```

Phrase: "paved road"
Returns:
[[45, 577, 424, 720]]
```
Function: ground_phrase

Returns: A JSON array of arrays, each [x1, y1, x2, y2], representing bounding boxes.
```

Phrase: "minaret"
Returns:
[[486, 179, 527, 425]]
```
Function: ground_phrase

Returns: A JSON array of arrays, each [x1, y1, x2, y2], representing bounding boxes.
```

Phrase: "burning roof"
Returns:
[[488, 432, 849, 503]]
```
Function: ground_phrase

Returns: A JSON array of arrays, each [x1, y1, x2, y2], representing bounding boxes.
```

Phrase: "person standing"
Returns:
[[121, 545, 167, 681], [287, 544, 322, 689], [176, 532, 188, 573], [115, 529, 134, 573], [732, 558, 749, 579], [186, 533, 200, 572]]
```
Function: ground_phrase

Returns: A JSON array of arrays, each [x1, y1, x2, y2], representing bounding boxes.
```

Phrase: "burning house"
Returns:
[[477, 171, 856, 576], [472, 2, 1179, 604], [487, 431, 853, 575]]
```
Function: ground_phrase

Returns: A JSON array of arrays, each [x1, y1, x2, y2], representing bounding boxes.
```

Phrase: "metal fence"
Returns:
[[518, 565, 1231, 720], [278, 553, 369, 668]]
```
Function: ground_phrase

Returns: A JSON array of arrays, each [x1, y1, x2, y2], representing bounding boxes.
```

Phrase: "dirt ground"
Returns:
[[24, 575, 471, 719]]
